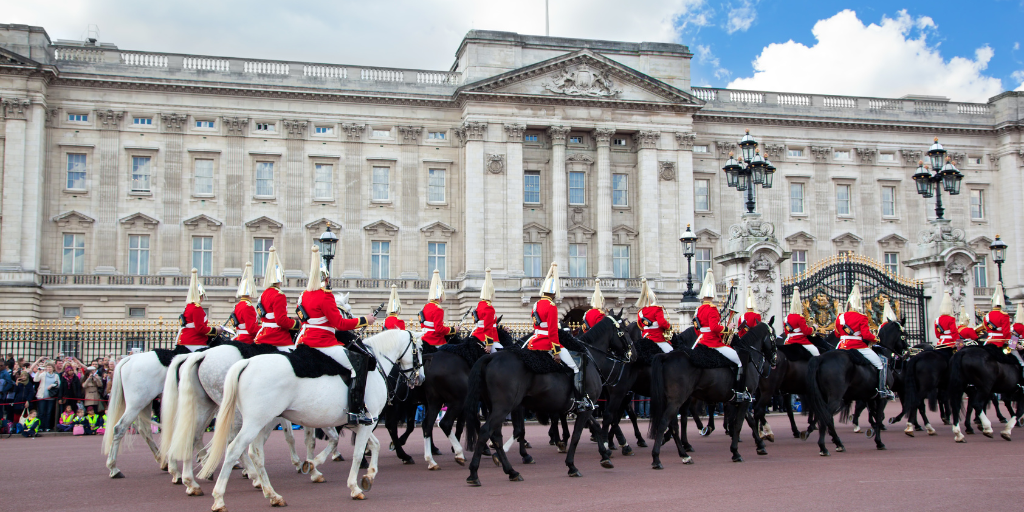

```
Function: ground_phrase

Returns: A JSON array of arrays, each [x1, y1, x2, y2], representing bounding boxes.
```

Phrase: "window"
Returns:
[[833, 150, 850, 160], [255, 162, 274, 197], [881, 186, 896, 217], [370, 241, 390, 279], [131, 156, 152, 192], [524, 243, 543, 278], [314, 126, 333, 135], [693, 145, 709, 153], [255, 122, 275, 132], [568, 171, 585, 205], [884, 252, 899, 275], [62, 234, 85, 274], [127, 234, 150, 275], [569, 136, 584, 144], [195, 120, 215, 128], [372, 166, 390, 201], [253, 238, 273, 276], [970, 189, 984, 220], [194, 159, 214, 196], [427, 242, 446, 280], [787, 148, 804, 158], [192, 236, 213, 276], [428, 169, 445, 203], [613, 245, 630, 278], [612, 173, 628, 207], [695, 248, 712, 282], [62, 307, 80, 318], [314, 164, 333, 201], [569, 244, 588, 277], [789, 182, 805, 214], [524, 171, 541, 204], [524, 134, 539, 143], [128, 307, 146, 318], [133, 117, 152, 126], [427, 131, 446, 140], [878, 153, 895, 162], [974, 256, 988, 288], [836, 184, 851, 216], [694, 179, 710, 211], [371, 129, 390, 138], [613, 138, 628, 146], [66, 153, 87, 190], [68, 113, 88, 122], [970, 156, 983, 165], [792, 250, 807, 275]]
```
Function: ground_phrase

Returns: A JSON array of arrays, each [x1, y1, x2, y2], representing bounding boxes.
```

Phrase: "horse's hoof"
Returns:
[[556, 442, 567, 453], [799, 431, 808, 441], [242, 470, 251, 479], [621, 445, 633, 456], [927, 430, 937, 436], [160, 462, 169, 471], [636, 439, 648, 448], [567, 469, 581, 478], [1000, 419, 1008, 424], [652, 462, 663, 470], [187, 488, 204, 497], [466, 477, 481, 486], [681, 456, 693, 465], [792, 431, 801, 439], [492, 455, 501, 467], [1002, 433, 1012, 441], [352, 493, 365, 501], [864, 428, 874, 438], [955, 436, 966, 443], [270, 496, 287, 507], [683, 444, 695, 453], [523, 455, 535, 465], [765, 434, 775, 443], [524, 441, 533, 449], [877, 444, 887, 451], [389, 441, 395, 451], [942, 419, 951, 426], [455, 457, 466, 466], [232, 463, 242, 470], [361, 476, 373, 491], [312, 475, 325, 483], [756, 448, 767, 456], [905, 430, 914, 438], [509, 472, 524, 482], [732, 455, 743, 463], [172, 476, 182, 485], [481, 447, 493, 456], [300, 461, 312, 474], [983, 431, 994, 438], [111, 471, 125, 479], [852, 426, 862, 433], [600, 459, 614, 469], [402, 458, 415, 465], [699, 427, 710, 437], [836, 446, 846, 453], [880, 424, 887, 431], [820, 450, 830, 457]]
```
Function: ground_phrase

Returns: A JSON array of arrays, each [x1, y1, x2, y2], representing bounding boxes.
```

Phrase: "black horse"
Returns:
[[887, 346, 955, 436], [947, 344, 1024, 442], [805, 320, 909, 456], [647, 322, 776, 466], [463, 315, 631, 485]]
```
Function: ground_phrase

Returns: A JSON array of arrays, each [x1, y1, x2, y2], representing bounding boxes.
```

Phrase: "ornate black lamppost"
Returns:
[[990, 234, 1009, 306], [911, 138, 964, 220], [680, 224, 698, 299], [722, 129, 776, 213], [318, 225, 338, 290]]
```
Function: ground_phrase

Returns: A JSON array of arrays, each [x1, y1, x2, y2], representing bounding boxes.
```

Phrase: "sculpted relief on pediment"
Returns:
[[544, 63, 622, 98]]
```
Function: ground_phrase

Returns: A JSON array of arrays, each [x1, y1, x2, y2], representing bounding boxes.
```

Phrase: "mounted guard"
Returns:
[[957, 305, 980, 347], [527, 262, 590, 410], [583, 278, 606, 330], [783, 287, 818, 356], [230, 261, 260, 344], [637, 277, 672, 353], [383, 284, 405, 330], [933, 291, 958, 350], [737, 287, 761, 339], [420, 269, 452, 348], [471, 268, 499, 350], [693, 270, 750, 402], [254, 247, 299, 350], [834, 284, 895, 400], [177, 268, 221, 350]]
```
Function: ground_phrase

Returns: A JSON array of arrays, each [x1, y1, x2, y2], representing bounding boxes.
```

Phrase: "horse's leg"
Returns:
[[181, 407, 217, 495], [729, 403, 747, 462], [993, 395, 1007, 423], [511, 407, 533, 465], [871, 398, 886, 450], [211, 423, 281, 512], [704, 403, 716, 436], [626, 399, 647, 447], [467, 411, 504, 486], [306, 425, 339, 483], [918, 402, 936, 435], [279, 419, 302, 472], [560, 413, 571, 445], [748, 393, 769, 455], [437, 402, 465, 465], [248, 426, 283, 501], [359, 432, 382, 492], [851, 400, 864, 433], [106, 401, 147, 479], [565, 409, 603, 477], [783, 395, 800, 438], [347, 425, 376, 499], [137, 402, 161, 462], [385, 404, 413, 464], [978, 396, 995, 437], [1001, 400, 1023, 440], [422, 399, 444, 470]]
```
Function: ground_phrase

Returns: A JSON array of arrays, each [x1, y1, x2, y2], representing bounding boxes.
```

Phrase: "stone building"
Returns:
[[0, 23, 1021, 331]]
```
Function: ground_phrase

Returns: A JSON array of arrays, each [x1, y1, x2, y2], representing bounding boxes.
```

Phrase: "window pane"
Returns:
[[837, 185, 850, 215], [195, 159, 214, 195], [428, 169, 446, 203], [884, 252, 899, 275], [568, 171, 585, 205], [695, 248, 712, 282], [67, 154, 87, 190], [372, 167, 390, 201], [524, 243, 542, 277], [128, 234, 149, 275], [427, 242, 446, 280], [131, 156, 151, 192], [314, 164, 333, 200], [790, 183, 804, 214], [256, 162, 274, 197], [613, 245, 630, 278], [791, 250, 807, 275], [524, 172, 541, 203], [612, 174, 628, 207], [371, 241, 390, 279], [970, 190, 984, 219], [974, 256, 987, 287], [695, 179, 710, 211], [192, 236, 212, 276], [62, 234, 85, 274], [882, 186, 896, 217], [569, 244, 587, 277], [253, 238, 273, 276]]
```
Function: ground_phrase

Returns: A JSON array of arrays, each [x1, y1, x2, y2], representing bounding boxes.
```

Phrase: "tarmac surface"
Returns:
[[2, 404, 1022, 512]]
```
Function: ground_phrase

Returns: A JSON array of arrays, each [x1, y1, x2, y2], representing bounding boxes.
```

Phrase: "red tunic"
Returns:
[[178, 303, 214, 346], [933, 315, 959, 349], [959, 326, 980, 342], [255, 287, 297, 347], [783, 313, 814, 345], [985, 309, 1011, 347], [527, 297, 560, 351], [232, 299, 260, 344], [738, 311, 762, 339], [471, 300, 497, 343], [694, 303, 725, 348], [583, 308, 605, 330], [834, 312, 876, 350], [420, 301, 451, 346], [638, 306, 671, 343], [1014, 323, 1024, 339], [295, 289, 367, 348], [384, 315, 406, 330]]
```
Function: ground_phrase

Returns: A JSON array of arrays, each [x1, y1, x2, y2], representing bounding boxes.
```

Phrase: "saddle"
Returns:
[[681, 344, 737, 369], [506, 345, 573, 375], [223, 341, 280, 359], [280, 344, 352, 385], [778, 344, 813, 363], [842, 347, 875, 368], [633, 337, 664, 365], [436, 338, 486, 366], [154, 345, 195, 367]]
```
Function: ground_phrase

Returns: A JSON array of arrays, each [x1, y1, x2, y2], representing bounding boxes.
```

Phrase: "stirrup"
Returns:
[[349, 411, 375, 426], [731, 390, 752, 403], [877, 389, 896, 401], [575, 396, 596, 413]]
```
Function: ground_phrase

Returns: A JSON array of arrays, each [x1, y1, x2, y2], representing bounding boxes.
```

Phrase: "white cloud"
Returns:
[[5, 0, 703, 70], [695, 44, 730, 80], [1013, 70, 1024, 91], [727, 9, 1004, 102], [726, 1, 757, 34], [1014, 42, 1020, 51]]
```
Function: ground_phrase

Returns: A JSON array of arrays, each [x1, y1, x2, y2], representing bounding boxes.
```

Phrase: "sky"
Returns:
[[6, 0, 1024, 102]]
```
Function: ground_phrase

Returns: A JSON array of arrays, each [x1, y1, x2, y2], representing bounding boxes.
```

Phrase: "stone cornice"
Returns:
[[694, 112, 996, 136]]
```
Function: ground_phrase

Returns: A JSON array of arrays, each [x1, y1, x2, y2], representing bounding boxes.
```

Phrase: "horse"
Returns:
[[947, 344, 1024, 442], [886, 346, 955, 436], [805, 320, 909, 456], [462, 315, 632, 485], [647, 322, 776, 467], [197, 328, 425, 509]]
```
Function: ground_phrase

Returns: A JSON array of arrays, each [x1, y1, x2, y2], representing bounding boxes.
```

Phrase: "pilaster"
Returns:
[[0, 98, 31, 271], [341, 123, 365, 277], [635, 129, 660, 278], [157, 113, 188, 275], [398, 125, 423, 279], [593, 128, 614, 278], [459, 121, 487, 278], [505, 123, 527, 278], [218, 116, 247, 276], [548, 125, 571, 271], [94, 109, 124, 274], [283, 120, 307, 274]]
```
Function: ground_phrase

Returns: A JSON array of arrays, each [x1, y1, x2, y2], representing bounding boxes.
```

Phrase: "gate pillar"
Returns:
[[905, 220, 977, 338], [715, 214, 789, 327]]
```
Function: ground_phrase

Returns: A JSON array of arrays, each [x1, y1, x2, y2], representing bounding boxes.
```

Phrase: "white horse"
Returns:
[[102, 350, 176, 478], [198, 329, 424, 510]]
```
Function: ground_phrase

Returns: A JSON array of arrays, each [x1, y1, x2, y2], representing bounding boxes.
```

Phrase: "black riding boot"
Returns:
[[573, 370, 595, 412], [346, 341, 376, 426], [876, 357, 896, 401], [731, 367, 752, 403]]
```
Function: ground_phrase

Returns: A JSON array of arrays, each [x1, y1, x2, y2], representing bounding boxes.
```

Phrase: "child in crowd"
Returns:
[[57, 404, 76, 432], [20, 408, 39, 437], [83, 406, 101, 435]]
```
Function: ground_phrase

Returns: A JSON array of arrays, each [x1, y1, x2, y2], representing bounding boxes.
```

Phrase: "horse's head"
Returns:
[[334, 292, 353, 319], [739, 321, 776, 370], [605, 309, 636, 361], [578, 313, 635, 361], [672, 325, 697, 349], [496, 325, 518, 348], [878, 320, 909, 359], [366, 329, 424, 387], [404, 331, 425, 387]]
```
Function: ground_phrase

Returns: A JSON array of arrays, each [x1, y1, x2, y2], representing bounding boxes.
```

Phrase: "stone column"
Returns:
[[460, 121, 487, 278], [0, 98, 30, 271], [593, 128, 615, 278], [156, 113, 188, 275], [340, 123, 365, 278], [282, 120, 308, 276], [548, 126, 571, 270], [398, 126, 423, 279], [504, 124, 526, 277], [635, 130, 661, 278], [219, 116, 248, 275], [93, 109, 124, 274]]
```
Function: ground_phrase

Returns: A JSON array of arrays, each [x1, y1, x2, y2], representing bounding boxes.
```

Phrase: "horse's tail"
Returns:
[[927, 389, 939, 412], [903, 356, 921, 417], [805, 355, 831, 429], [167, 352, 207, 463], [838, 400, 854, 424], [157, 354, 188, 461], [947, 350, 967, 422], [646, 354, 667, 440], [198, 358, 248, 479], [102, 357, 129, 455], [462, 355, 491, 450]]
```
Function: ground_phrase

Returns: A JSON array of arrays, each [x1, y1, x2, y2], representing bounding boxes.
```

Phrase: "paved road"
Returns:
[[2, 405, 1022, 511]]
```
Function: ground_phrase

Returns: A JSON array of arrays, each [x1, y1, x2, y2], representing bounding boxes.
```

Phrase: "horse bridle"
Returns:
[[369, 331, 422, 405], [577, 316, 635, 388]]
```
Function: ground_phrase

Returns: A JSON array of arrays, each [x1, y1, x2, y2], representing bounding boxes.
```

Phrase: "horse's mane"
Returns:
[[336, 329, 359, 346], [672, 326, 697, 348], [877, 321, 907, 354], [363, 329, 414, 355], [558, 327, 586, 352], [577, 316, 618, 347], [736, 322, 770, 349], [496, 325, 518, 347]]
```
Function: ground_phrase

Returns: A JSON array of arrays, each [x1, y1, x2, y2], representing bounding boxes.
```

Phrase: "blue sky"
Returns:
[[7, 0, 1023, 102]]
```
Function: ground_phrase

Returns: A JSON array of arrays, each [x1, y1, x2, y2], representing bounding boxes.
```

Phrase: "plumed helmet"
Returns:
[[480, 267, 495, 302], [185, 268, 206, 305], [788, 287, 802, 316], [957, 304, 971, 327], [428, 269, 445, 302], [386, 284, 401, 316], [698, 269, 716, 303], [992, 282, 1006, 310], [236, 261, 257, 299], [261, 246, 284, 288], [540, 262, 560, 299], [846, 284, 863, 313], [938, 291, 953, 317], [745, 287, 755, 312], [882, 299, 898, 324], [590, 278, 605, 310], [634, 277, 658, 309], [305, 246, 328, 292]]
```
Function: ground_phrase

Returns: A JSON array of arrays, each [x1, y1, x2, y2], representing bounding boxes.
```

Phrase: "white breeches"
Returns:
[[656, 342, 673, 353], [314, 345, 356, 376], [857, 348, 883, 369], [489, 342, 504, 353], [558, 349, 579, 373], [1012, 350, 1024, 366], [714, 346, 742, 367], [276, 345, 295, 353], [800, 344, 820, 357], [185, 345, 204, 352]]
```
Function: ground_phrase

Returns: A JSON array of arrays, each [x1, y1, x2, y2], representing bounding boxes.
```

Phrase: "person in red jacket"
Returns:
[[472, 268, 499, 351], [737, 288, 762, 339], [835, 284, 894, 400], [583, 279, 606, 331], [527, 262, 591, 411], [693, 270, 749, 402], [985, 283, 1011, 350], [254, 247, 298, 351], [933, 291, 958, 350], [295, 246, 376, 424], [636, 277, 672, 353], [230, 262, 260, 344], [420, 270, 452, 349], [177, 269, 222, 350], [383, 284, 405, 330], [783, 287, 818, 356], [1008, 299, 1024, 374]]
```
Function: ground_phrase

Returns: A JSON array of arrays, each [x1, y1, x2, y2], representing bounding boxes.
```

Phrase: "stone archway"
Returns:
[[563, 307, 587, 326]]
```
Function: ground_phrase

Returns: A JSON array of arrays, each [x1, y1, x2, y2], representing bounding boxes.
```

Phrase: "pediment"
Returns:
[[877, 233, 909, 249], [785, 231, 815, 249], [523, 222, 551, 243], [52, 210, 95, 228], [458, 50, 703, 110], [245, 215, 283, 233], [119, 212, 160, 229], [612, 225, 638, 244], [0, 47, 43, 68], [695, 228, 720, 244], [420, 221, 456, 238], [567, 224, 596, 243], [832, 232, 863, 247], [182, 214, 222, 231], [305, 217, 341, 233], [363, 219, 399, 236], [968, 236, 993, 251]]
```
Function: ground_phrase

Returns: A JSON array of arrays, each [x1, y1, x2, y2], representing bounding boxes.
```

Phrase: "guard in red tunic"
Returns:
[[933, 291, 958, 350], [984, 283, 1012, 348], [177, 268, 221, 350], [472, 268, 499, 351], [295, 246, 376, 424], [693, 270, 749, 402], [230, 262, 260, 344], [783, 287, 818, 356], [383, 284, 406, 330], [420, 270, 452, 348], [957, 305, 980, 348], [254, 247, 299, 350], [527, 262, 591, 411], [834, 284, 895, 400], [636, 277, 672, 353], [583, 279, 606, 331], [737, 288, 761, 339], [1009, 299, 1024, 373]]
